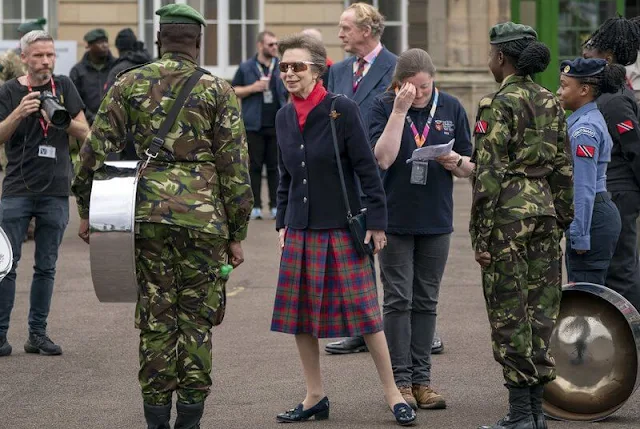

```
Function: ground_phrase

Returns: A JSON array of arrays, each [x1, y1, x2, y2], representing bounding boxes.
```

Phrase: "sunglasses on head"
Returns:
[[279, 61, 315, 73]]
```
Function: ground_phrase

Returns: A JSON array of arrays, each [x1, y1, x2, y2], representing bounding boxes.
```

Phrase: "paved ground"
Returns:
[[1, 181, 639, 428]]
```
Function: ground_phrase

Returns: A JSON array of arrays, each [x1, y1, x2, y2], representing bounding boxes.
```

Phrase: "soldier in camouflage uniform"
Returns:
[[71, 4, 253, 429], [470, 23, 573, 429]]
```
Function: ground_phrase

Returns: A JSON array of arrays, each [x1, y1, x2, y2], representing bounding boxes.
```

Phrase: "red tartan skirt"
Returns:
[[270, 228, 383, 338]]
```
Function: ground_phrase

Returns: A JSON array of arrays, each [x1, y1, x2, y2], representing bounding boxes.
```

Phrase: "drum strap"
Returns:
[[142, 68, 206, 168]]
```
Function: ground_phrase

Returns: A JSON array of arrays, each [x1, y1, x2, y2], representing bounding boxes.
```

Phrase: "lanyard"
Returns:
[[27, 76, 56, 138], [256, 58, 276, 79], [405, 88, 439, 148]]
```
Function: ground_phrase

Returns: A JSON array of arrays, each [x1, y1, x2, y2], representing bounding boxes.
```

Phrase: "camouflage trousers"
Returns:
[[135, 223, 228, 405], [481, 216, 562, 386]]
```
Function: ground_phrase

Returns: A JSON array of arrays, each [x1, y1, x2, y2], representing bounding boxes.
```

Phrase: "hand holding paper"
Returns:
[[406, 139, 455, 163]]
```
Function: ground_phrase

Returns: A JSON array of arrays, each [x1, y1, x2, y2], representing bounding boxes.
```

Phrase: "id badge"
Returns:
[[38, 145, 56, 159], [263, 89, 274, 104], [410, 161, 428, 185]]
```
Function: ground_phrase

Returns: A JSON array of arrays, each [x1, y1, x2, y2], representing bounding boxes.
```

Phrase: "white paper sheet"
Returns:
[[406, 139, 455, 163]]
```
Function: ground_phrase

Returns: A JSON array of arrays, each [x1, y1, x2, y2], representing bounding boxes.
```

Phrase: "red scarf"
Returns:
[[291, 82, 327, 131]]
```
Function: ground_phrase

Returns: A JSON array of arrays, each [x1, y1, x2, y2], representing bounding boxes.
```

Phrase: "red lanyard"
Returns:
[[404, 88, 439, 148], [27, 76, 56, 138]]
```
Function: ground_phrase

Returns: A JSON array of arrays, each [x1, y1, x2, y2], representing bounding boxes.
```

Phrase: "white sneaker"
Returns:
[[250, 207, 262, 220], [270, 208, 277, 219]]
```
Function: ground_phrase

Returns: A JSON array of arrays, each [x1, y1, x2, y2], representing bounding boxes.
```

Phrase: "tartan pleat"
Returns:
[[271, 228, 383, 338]]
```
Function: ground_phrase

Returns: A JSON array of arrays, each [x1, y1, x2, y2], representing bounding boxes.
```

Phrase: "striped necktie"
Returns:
[[353, 58, 366, 92]]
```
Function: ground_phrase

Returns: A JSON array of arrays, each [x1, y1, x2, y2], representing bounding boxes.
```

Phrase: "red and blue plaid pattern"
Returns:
[[271, 228, 383, 338]]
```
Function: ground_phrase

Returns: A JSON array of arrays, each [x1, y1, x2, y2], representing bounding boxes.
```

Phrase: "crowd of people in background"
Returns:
[[0, 2, 640, 429]]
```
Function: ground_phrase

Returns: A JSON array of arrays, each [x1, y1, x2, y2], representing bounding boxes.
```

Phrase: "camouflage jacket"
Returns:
[[470, 74, 574, 253], [0, 49, 25, 82], [72, 52, 253, 241]]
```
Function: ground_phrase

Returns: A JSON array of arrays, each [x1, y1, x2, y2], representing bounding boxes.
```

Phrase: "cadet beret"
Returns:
[[155, 4, 206, 26], [490, 22, 538, 44], [84, 28, 108, 44], [561, 58, 607, 77], [17, 18, 46, 35]]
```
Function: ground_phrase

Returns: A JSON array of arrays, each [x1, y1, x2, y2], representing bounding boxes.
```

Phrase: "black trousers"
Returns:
[[247, 128, 278, 209], [606, 190, 640, 311], [566, 193, 621, 285]]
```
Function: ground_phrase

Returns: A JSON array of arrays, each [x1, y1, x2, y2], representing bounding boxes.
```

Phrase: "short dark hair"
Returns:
[[159, 23, 200, 47], [257, 30, 276, 44], [278, 34, 327, 75]]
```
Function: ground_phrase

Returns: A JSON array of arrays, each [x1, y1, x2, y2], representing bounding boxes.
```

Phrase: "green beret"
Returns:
[[155, 3, 206, 26], [490, 22, 538, 45], [84, 28, 108, 44], [17, 18, 46, 35]]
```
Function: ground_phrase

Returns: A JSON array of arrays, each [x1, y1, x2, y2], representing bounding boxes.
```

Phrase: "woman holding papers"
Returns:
[[369, 48, 473, 411]]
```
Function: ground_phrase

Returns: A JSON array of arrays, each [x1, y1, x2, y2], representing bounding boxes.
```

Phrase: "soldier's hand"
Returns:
[[475, 251, 491, 267], [16, 92, 41, 119], [392, 83, 416, 115], [228, 241, 244, 267], [78, 218, 90, 244]]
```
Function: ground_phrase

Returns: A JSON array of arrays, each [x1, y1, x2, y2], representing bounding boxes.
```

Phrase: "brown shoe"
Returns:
[[412, 385, 446, 409], [398, 386, 417, 410]]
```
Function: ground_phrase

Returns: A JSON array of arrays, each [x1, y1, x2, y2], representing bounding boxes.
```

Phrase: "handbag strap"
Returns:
[[143, 68, 205, 163], [329, 95, 353, 218]]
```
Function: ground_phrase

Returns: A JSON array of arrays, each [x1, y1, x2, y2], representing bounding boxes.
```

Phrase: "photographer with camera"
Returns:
[[0, 31, 88, 357]]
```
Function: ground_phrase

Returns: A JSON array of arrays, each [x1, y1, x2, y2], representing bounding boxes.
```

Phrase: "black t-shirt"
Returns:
[[0, 76, 84, 197], [259, 62, 278, 129]]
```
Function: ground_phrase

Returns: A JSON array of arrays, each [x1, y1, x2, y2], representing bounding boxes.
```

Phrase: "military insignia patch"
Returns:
[[474, 120, 488, 134], [576, 145, 595, 158], [616, 120, 634, 134], [563, 65, 571, 73]]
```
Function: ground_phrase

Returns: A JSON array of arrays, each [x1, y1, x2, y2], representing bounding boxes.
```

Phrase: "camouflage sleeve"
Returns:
[[470, 97, 511, 253], [71, 83, 128, 219], [547, 109, 574, 230], [213, 88, 253, 242]]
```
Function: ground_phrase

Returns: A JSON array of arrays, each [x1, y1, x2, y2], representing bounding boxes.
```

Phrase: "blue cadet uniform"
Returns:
[[562, 58, 621, 285]]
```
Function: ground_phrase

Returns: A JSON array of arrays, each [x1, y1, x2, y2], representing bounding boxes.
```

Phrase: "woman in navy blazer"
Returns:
[[270, 34, 416, 426]]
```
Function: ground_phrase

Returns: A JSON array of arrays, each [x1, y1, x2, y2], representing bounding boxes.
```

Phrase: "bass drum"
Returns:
[[0, 226, 13, 281], [89, 161, 142, 302], [543, 282, 640, 421]]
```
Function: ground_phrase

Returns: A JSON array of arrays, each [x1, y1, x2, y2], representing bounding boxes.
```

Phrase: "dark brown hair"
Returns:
[[389, 48, 436, 90], [278, 34, 327, 75]]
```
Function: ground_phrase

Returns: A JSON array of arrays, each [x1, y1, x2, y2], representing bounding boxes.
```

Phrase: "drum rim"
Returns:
[[543, 281, 640, 422]]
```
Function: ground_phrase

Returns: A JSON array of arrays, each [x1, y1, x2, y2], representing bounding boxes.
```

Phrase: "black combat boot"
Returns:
[[530, 385, 547, 429], [143, 403, 171, 429], [478, 385, 536, 429], [174, 402, 204, 429]]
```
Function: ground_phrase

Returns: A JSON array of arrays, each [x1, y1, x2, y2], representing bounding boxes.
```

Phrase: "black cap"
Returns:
[[561, 58, 607, 77]]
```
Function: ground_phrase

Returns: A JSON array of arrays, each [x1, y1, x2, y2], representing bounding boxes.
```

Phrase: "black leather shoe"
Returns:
[[478, 415, 536, 429], [276, 397, 329, 422], [392, 403, 416, 426], [175, 402, 204, 429], [533, 414, 547, 429], [0, 335, 11, 357], [324, 337, 367, 354], [24, 333, 62, 355], [431, 335, 444, 354], [143, 403, 171, 429]]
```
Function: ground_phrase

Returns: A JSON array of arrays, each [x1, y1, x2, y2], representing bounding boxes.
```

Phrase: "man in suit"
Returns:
[[325, 2, 445, 356]]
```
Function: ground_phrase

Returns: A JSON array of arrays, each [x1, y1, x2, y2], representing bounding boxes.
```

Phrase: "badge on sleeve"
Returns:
[[474, 120, 488, 135], [576, 145, 595, 158], [616, 120, 634, 134]]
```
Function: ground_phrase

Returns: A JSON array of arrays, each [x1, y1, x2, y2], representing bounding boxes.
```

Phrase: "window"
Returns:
[[343, 0, 408, 55], [0, 0, 51, 39], [138, 0, 263, 79]]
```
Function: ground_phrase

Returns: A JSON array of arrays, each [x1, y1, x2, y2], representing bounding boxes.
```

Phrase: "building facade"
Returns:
[[1, 0, 638, 122]]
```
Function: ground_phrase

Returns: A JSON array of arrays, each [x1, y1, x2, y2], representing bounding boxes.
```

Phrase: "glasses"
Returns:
[[279, 61, 315, 73]]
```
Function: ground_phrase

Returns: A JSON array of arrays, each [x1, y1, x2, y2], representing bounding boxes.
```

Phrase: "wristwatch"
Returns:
[[456, 155, 463, 168]]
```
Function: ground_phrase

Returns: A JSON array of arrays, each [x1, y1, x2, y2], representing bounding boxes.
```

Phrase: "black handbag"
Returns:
[[329, 96, 375, 257]]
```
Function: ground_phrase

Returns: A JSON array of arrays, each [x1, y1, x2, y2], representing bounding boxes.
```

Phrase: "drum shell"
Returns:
[[89, 161, 141, 302], [543, 282, 640, 421]]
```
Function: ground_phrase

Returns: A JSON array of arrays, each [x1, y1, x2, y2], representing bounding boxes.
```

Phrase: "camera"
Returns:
[[37, 90, 71, 129]]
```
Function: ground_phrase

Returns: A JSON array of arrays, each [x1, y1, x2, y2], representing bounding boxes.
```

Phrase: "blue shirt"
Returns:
[[369, 89, 473, 235], [568, 101, 613, 250]]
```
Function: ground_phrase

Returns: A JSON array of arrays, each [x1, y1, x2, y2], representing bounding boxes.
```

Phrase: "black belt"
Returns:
[[594, 191, 611, 202]]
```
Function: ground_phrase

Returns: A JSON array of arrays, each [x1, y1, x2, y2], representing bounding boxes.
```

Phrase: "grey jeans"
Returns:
[[380, 233, 451, 386]]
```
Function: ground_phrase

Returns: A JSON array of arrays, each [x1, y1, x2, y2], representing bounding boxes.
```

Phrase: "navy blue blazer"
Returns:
[[232, 56, 288, 132], [275, 93, 387, 231], [327, 47, 397, 127]]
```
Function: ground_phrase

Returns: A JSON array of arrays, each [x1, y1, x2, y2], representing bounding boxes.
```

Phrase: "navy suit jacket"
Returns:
[[327, 47, 397, 127], [275, 93, 387, 231]]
